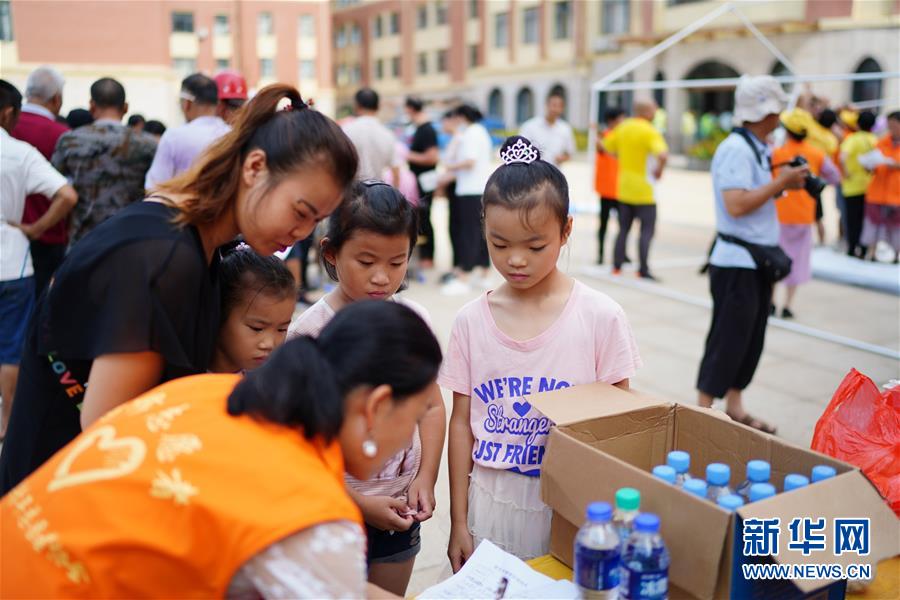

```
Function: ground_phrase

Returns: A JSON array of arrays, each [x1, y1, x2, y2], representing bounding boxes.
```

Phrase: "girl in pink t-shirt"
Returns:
[[440, 136, 642, 568], [286, 180, 446, 597]]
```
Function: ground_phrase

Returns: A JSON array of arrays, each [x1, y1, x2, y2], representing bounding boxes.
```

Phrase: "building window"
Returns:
[[392, 56, 402, 78], [602, 0, 630, 35], [373, 14, 383, 38], [352, 64, 362, 84], [299, 14, 316, 38], [436, 49, 448, 73], [494, 12, 508, 48], [469, 44, 479, 68], [516, 87, 534, 124], [469, 0, 479, 19], [418, 52, 428, 76], [260, 58, 275, 78], [258, 12, 274, 36], [488, 88, 504, 120], [216, 58, 231, 70], [436, 1, 448, 25], [389, 11, 400, 35], [299, 59, 316, 80], [213, 15, 230, 36], [852, 57, 883, 106], [171, 11, 194, 33], [375, 58, 384, 80], [350, 23, 361, 45], [172, 58, 197, 75], [523, 7, 539, 44], [0, 0, 13, 41], [554, 1, 571, 40], [336, 26, 347, 48], [417, 5, 428, 29]]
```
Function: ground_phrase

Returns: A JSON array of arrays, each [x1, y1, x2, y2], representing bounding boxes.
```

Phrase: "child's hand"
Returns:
[[358, 495, 415, 532], [447, 523, 475, 574], [406, 476, 436, 523]]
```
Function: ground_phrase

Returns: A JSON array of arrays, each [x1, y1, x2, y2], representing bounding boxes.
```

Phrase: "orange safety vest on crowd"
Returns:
[[0, 374, 362, 598], [595, 130, 619, 199], [865, 135, 900, 206], [773, 138, 825, 225]]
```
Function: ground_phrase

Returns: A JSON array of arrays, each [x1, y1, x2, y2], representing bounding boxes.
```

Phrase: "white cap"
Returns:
[[733, 75, 788, 125]]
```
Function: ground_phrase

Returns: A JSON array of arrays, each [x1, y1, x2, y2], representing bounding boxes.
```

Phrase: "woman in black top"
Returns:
[[0, 84, 358, 492]]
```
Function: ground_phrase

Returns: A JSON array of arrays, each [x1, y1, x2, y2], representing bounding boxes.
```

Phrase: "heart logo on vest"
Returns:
[[47, 425, 148, 493], [512, 401, 532, 417]]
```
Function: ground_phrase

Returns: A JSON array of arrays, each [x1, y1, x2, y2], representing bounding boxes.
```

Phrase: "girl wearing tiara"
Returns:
[[440, 136, 642, 568]]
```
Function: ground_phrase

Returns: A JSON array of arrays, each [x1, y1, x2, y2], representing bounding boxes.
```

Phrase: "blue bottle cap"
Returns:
[[652, 465, 677, 484], [706, 463, 731, 486], [746, 460, 771, 483], [749, 483, 777, 502], [684, 478, 708, 498], [717, 494, 745, 511], [784, 473, 810, 491], [667, 450, 691, 474], [811, 465, 837, 482], [634, 513, 661, 533], [587, 501, 613, 522]]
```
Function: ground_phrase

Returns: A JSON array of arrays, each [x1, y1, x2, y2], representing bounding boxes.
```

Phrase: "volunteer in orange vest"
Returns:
[[860, 110, 900, 263], [0, 301, 442, 599], [594, 106, 627, 266], [772, 109, 841, 319]]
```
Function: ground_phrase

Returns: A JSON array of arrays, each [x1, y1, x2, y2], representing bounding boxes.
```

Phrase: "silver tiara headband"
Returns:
[[500, 138, 539, 166]]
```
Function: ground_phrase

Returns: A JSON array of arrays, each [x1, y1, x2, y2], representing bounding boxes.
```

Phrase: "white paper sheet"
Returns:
[[418, 540, 579, 599]]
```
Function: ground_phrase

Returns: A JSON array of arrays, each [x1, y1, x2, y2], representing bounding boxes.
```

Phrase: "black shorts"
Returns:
[[366, 521, 421, 564]]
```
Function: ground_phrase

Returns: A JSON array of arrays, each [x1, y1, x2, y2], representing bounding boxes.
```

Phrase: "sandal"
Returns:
[[726, 411, 777, 435]]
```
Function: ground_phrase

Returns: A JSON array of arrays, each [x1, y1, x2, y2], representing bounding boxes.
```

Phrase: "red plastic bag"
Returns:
[[812, 369, 900, 516]]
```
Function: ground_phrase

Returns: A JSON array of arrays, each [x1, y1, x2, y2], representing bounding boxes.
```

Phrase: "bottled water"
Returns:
[[705, 463, 733, 501], [619, 513, 670, 600], [736, 460, 770, 502], [666, 451, 692, 486], [811, 465, 837, 483], [614, 488, 641, 552], [574, 502, 621, 599], [748, 483, 776, 502], [783, 473, 809, 492], [683, 478, 708, 499], [652, 465, 676, 485], [717, 494, 745, 512]]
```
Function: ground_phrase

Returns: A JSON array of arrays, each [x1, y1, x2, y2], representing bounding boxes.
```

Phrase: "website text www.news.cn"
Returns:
[[742, 562, 873, 581]]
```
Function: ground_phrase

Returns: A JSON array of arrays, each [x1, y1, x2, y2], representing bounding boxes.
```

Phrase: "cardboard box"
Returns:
[[531, 383, 899, 599]]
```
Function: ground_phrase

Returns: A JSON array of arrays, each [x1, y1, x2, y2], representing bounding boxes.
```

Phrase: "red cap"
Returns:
[[215, 70, 248, 101]]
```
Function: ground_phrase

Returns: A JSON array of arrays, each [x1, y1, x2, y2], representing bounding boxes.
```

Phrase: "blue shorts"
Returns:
[[0, 277, 35, 365]]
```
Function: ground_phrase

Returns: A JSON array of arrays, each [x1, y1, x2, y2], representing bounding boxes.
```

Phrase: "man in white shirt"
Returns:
[[519, 90, 576, 167], [0, 80, 77, 437], [341, 88, 399, 182]]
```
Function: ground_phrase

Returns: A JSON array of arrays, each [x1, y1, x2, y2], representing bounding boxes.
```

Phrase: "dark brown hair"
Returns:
[[158, 84, 358, 226], [219, 242, 296, 324]]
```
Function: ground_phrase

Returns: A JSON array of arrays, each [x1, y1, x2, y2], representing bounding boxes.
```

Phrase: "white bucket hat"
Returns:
[[733, 75, 789, 125]]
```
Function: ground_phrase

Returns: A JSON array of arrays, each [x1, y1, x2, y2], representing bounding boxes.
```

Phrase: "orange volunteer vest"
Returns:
[[595, 130, 619, 199], [865, 135, 900, 206], [773, 138, 825, 225], [0, 374, 362, 598]]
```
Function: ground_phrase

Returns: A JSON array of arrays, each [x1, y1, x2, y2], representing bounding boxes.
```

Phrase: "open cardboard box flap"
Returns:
[[527, 381, 666, 426]]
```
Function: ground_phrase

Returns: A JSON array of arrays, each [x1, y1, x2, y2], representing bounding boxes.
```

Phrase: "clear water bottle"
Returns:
[[705, 463, 733, 501], [614, 488, 641, 552], [619, 513, 670, 600], [748, 483, 776, 502], [736, 460, 770, 502], [666, 451, 692, 486], [717, 494, 745, 512], [652, 465, 676, 485], [783, 474, 809, 492], [574, 502, 621, 599], [811, 465, 837, 483], [683, 478, 708, 499]]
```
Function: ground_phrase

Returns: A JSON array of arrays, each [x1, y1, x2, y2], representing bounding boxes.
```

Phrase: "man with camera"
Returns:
[[696, 75, 809, 434]]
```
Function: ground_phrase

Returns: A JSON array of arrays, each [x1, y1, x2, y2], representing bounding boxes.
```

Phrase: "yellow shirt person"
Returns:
[[603, 116, 669, 205], [841, 130, 878, 197]]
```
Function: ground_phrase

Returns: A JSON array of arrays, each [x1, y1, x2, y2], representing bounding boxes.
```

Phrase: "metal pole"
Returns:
[[597, 71, 900, 92]]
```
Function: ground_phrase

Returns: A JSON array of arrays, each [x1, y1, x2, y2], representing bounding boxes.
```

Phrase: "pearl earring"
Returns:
[[362, 439, 377, 458]]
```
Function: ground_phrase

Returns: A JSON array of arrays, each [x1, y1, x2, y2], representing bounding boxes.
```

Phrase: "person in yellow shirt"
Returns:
[[603, 99, 669, 280], [840, 111, 878, 258]]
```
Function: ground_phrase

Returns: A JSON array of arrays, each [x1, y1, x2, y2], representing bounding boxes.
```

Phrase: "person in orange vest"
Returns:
[[860, 110, 900, 263], [772, 109, 841, 319], [594, 106, 626, 265], [0, 301, 442, 599]]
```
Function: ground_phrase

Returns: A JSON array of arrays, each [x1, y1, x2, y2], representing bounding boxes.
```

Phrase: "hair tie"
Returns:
[[282, 96, 309, 112], [500, 138, 539, 165]]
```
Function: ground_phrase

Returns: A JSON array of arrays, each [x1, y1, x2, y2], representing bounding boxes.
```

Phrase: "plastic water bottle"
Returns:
[[666, 451, 692, 486], [748, 483, 777, 502], [574, 502, 621, 599], [717, 494, 745, 512], [683, 478, 708, 499], [736, 460, 770, 502], [705, 463, 733, 501], [811, 465, 837, 483], [652, 465, 676, 485], [783, 474, 809, 492], [619, 513, 670, 600], [614, 488, 641, 552]]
